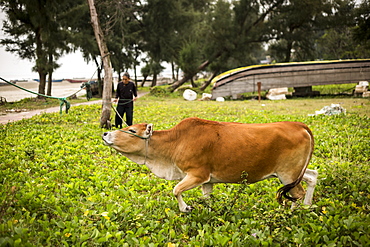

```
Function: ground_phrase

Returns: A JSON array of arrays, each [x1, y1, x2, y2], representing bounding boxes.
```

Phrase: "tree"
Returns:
[[140, 0, 179, 84], [351, 0, 370, 55], [62, 2, 108, 96], [266, 0, 334, 62], [316, 0, 370, 59], [169, 0, 284, 92], [353, 0, 370, 48], [98, 0, 142, 82], [46, 15, 73, 96], [150, 61, 165, 87], [178, 41, 202, 87], [140, 63, 151, 87], [0, 0, 76, 98], [87, 0, 113, 128], [317, 28, 359, 59]]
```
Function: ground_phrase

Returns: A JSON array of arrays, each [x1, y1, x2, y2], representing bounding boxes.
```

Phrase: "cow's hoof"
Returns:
[[183, 205, 193, 213]]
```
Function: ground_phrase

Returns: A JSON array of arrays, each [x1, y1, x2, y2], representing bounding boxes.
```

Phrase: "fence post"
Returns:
[[257, 82, 262, 103]]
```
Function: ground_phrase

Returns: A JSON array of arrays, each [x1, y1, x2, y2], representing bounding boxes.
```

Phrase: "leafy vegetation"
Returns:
[[1, 95, 369, 246]]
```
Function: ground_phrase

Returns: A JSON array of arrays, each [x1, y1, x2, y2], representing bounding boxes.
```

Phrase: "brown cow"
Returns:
[[102, 117, 318, 212]]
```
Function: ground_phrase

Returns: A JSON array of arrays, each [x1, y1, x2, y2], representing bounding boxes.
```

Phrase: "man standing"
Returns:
[[113, 72, 137, 128]]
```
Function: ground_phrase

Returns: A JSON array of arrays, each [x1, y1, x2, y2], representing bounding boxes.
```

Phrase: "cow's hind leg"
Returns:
[[302, 169, 318, 205], [289, 183, 306, 209], [276, 172, 305, 204], [201, 183, 213, 196], [289, 169, 318, 208], [173, 172, 210, 212]]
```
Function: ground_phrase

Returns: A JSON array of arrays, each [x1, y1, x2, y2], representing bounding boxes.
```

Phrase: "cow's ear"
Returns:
[[145, 123, 153, 137]]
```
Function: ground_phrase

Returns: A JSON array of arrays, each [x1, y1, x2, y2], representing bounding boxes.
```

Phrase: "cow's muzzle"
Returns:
[[102, 132, 113, 146]]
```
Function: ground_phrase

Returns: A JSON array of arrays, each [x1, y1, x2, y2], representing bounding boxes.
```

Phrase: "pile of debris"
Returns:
[[310, 104, 346, 116], [266, 87, 290, 100], [354, 81, 369, 97], [5, 109, 28, 113]]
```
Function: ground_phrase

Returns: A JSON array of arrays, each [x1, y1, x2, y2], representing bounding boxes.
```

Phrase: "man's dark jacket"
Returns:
[[115, 81, 137, 107]]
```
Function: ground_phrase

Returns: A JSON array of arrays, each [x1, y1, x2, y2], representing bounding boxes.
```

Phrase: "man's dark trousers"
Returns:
[[115, 104, 133, 127]]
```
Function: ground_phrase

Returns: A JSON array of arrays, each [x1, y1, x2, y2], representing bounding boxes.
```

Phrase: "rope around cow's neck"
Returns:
[[118, 129, 150, 139]]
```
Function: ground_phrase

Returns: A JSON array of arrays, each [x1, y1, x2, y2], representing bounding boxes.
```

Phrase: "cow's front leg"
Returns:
[[173, 172, 210, 212]]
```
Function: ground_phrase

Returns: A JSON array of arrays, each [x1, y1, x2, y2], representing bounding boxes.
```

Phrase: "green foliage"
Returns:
[[317, 27, 370, 60], [149, 86, 177, 98], [178, 41, 202, 78], [1, 97, 369, 246], [267, 0, 333, 62]]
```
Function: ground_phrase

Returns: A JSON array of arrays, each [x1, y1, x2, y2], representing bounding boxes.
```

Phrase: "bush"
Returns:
[[149, 86, 172, 97]]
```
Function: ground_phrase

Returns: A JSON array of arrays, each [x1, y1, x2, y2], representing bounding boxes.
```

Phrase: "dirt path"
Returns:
[[0, 92, 149, 125]]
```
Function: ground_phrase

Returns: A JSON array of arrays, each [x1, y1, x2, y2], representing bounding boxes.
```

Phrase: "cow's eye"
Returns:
[[129, 129, 136, 133]]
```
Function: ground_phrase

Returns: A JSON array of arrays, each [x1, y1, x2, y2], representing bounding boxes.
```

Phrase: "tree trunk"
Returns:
[[94, 57, 103, 97], [87, 0, 113, 129], [151, 73, 157, 87], [190, 77, 196, 88], [37, 72, 47, 99], [47, 73, 52, 96], [134, 66, 138, 87], [171, 62, 177, 81], [35, 27, 47, 99], [141, 75, 148, 87], [284, 40, 293, 62], [133, 46, 139, 87], [200, 70, 219, 91], [47, 53, 53, 96]]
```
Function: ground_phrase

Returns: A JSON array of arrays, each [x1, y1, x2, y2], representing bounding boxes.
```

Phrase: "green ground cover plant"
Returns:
[[1, 95, 369, 246]]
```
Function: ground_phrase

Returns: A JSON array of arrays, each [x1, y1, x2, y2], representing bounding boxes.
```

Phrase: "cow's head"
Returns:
[[102, 123, 153, 153]]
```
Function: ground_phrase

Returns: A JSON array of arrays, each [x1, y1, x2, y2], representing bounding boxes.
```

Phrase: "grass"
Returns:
[[312, 83, 358, 95], [0, 92, 369, 246]]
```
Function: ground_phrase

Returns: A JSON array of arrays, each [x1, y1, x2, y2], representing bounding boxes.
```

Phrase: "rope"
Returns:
[[111, 98, 135, 127], [118, 129, 150, 139], [111, 103, 127, 127], [0, 77, 72, 114]]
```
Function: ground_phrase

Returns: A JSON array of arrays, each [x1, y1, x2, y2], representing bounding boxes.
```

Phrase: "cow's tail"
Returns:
[[276, 125, 314, 204]]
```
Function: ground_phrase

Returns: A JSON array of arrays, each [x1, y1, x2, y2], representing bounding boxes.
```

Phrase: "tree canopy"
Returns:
[[1, 0, 81, 96]]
